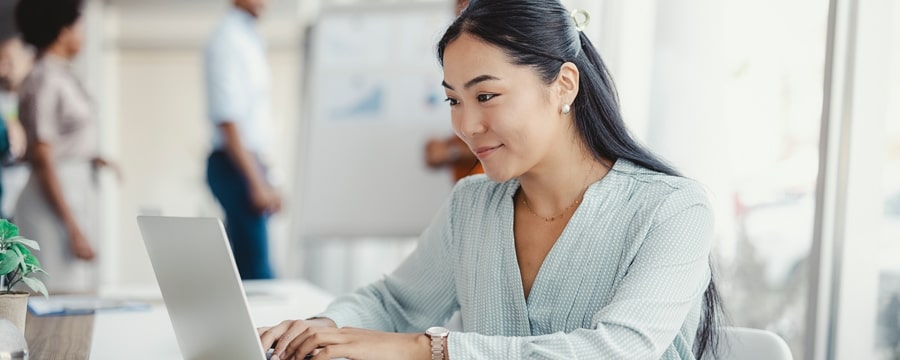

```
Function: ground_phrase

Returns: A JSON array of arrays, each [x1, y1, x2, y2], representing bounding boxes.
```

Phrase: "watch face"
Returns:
[[426, 326, 450, 337]]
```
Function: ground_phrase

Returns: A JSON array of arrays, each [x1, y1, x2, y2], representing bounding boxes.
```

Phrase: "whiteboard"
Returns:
[[298, 3, 456, 238]]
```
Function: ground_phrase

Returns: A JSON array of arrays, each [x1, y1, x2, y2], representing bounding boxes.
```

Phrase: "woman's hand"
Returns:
[[259, 318, 336, 358], [66, 223, 95, 261], [91, 156, 124, 183], [259, 319, 431, 360]]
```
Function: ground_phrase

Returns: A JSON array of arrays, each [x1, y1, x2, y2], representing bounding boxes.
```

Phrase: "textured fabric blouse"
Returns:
[[318, 159, 714, 359], [17, 54, 97, 161]]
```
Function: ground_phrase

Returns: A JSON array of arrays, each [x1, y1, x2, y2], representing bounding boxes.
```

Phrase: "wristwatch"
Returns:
[[425, 326, 450, 360]]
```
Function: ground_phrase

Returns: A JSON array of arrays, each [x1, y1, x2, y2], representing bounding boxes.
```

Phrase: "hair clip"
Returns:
[[570, 9, 591, 32]]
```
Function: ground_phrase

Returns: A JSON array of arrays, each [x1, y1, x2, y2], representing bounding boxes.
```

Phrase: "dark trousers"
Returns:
[[206, 151, 274, 279]]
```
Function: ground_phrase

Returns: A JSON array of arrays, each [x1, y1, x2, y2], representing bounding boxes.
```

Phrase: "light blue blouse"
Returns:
[[318, 159, 714, 359]]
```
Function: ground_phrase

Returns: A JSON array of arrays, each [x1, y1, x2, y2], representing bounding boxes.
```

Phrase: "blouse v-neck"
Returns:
[[501, 160, 625, 329]]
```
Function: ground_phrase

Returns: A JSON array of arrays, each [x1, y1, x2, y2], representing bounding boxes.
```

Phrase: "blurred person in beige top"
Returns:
[[14, 0, 114, 293]]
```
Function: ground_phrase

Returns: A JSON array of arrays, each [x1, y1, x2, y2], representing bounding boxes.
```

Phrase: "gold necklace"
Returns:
[[521, 195, 582, 222]]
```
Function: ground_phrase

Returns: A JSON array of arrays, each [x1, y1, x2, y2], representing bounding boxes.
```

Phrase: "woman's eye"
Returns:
[[477, 94, 497, 102], [444, 97, 459, 106]]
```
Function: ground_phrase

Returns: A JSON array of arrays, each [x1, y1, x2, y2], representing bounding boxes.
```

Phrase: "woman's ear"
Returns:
[[556, 62, 580, 104]]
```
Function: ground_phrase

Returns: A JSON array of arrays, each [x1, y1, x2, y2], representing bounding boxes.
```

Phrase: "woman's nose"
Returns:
[[454, 107, 486, 140]]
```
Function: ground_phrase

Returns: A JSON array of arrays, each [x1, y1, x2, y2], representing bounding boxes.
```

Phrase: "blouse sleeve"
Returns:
[[447, 185, 714, 359], [18, 80, 61, 145], [315, 195, 459, 332]]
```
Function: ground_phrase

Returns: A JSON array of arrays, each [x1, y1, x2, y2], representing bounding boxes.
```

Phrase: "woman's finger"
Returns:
[[290, 327, 348, 359], [258, 321, 288, 349], [310, 344, 359, 360], [272, 320, 319, 358], [261, 320, 300, 351]]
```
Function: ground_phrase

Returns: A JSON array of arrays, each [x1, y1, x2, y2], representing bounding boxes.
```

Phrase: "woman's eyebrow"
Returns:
[[441, 74, 501, 90]]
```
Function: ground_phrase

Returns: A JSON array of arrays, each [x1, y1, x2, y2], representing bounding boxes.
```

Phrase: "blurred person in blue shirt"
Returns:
[[204, 0, 280, 280]]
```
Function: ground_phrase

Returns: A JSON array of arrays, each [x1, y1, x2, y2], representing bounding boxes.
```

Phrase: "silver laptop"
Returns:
[[137, 216, 274, 360]]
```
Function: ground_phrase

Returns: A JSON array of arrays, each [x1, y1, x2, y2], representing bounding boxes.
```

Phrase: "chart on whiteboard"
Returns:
[[316, 72, 446, 125], [311, 8, 450, 126], [300, 4, 456, 238]]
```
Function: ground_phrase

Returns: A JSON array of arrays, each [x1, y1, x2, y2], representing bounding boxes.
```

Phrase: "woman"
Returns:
[[261, 0, 722, 359], [14, 0, 108, 293]]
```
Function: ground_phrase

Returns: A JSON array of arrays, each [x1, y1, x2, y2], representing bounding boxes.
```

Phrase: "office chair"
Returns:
[[707, 327, 793, 360]]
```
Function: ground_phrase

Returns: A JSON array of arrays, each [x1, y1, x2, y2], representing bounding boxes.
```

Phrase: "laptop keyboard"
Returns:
[[265, 348, 314, 359]]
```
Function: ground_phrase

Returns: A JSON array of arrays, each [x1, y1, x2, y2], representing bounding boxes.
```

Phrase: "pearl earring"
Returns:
[[562, 104, 571, 114]]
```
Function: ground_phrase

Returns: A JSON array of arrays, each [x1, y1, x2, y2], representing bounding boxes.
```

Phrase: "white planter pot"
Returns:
[[0, 292, 29, 334]]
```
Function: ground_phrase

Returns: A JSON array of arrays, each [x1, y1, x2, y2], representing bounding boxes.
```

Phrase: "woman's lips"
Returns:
[[473, 145, 503, 159]]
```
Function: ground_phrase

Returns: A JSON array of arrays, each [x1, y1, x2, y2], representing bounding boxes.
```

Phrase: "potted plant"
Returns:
[[0, 219, 47, 334]]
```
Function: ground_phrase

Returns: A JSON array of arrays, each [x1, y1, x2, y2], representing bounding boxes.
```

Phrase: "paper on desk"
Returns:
[[28, 295, 151, 316]]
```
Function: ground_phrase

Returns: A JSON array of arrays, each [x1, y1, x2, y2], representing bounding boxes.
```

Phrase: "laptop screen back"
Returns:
[[137, 216, 267, 360]]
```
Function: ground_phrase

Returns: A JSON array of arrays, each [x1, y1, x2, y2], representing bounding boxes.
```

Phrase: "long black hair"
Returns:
[[437, 0, 723, 357]]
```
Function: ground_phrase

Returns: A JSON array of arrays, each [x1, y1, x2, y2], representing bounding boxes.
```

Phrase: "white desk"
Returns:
[[88, 279, 334, 359]]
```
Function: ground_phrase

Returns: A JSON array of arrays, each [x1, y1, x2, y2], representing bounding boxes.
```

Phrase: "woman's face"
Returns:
[[58, 18, 85, 58], [442, 33, 571, 182]]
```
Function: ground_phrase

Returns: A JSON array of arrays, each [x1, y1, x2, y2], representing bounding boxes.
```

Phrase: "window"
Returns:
[[600, 1, 829, 358]]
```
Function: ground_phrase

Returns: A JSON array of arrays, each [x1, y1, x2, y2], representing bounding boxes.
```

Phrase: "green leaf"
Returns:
[[12, 243, 31, 257], [13, 245, 30, 273], [0, 252, 19, 275], [24, 254, 41, 268], [21, 276, 48, 297], [9, 237, 39, 251], [0, 220, 17, 239], [10, 244, 22, 258]]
